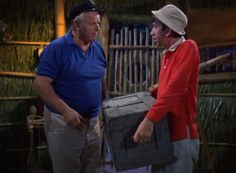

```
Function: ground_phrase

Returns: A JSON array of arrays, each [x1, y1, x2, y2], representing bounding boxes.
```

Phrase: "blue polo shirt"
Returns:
[[37, 32, 106, 118]]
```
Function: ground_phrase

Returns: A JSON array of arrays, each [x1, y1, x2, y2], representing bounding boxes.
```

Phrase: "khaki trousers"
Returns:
[[44, 108, 102, 173]]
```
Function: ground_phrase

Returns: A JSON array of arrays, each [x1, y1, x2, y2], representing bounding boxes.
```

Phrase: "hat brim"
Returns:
[[151, 10, 186, 35]]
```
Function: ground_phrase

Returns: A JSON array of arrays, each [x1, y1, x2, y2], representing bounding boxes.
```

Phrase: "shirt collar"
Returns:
[[162, 36, 185, 55], [64, 30, 95, 49]]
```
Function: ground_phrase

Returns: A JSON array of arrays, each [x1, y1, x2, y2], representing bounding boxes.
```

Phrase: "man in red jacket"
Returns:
[[133, 4, 200, 173]]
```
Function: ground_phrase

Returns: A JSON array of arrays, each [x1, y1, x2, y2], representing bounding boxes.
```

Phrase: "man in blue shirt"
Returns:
[[33, 1, 106, 172]]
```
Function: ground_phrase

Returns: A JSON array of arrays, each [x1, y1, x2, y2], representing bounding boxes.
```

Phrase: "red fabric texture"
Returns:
[[147, 39, 200, 141]]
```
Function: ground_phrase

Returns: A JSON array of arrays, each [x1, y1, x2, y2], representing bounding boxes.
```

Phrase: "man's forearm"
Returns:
[[33, 77, 71, 114]]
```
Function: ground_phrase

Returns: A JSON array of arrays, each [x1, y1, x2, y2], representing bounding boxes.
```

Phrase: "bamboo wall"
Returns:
[[0, 0, 54, 172], [197, 45, 236, 173], [107, 26, 161, 96], [0, 0, 236, 172]]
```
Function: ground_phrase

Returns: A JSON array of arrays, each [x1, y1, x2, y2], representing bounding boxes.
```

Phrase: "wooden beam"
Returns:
[[0, 41, 48, 46], [0, 71, 36, 78], [199, 72, 236, 83], [0, 96, 38, 101], [55, 0, 66, 38], [99, 14, 109, 57]]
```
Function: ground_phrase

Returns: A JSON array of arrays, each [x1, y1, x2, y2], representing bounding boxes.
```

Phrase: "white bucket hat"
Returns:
[[151, 4, 188, 35]]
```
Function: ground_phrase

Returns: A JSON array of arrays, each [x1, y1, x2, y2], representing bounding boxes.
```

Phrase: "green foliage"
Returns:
[[197, 83, 236, 173], [198, 95, 236, 142]]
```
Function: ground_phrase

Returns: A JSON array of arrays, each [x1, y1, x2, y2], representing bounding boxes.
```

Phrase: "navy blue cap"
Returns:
[[68, 1, 103, 21]]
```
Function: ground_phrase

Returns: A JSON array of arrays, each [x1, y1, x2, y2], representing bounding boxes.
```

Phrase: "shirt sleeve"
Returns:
[[147, 41, 199, 123], [37, 44, 62, 79]]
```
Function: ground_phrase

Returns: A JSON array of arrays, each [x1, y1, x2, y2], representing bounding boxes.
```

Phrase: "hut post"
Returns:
[[99, 14, 109, 94], [55, 0, 66, 38], [99, 14, 109, 57]]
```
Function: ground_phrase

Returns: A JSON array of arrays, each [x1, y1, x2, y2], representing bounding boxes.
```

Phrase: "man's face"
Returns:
[[150, 18, 166, 46], [78, 11, 101, 42]]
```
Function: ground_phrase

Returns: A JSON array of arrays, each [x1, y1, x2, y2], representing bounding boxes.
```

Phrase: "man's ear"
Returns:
[[73, 20, 80, 30], [165, 28, 172, 37]]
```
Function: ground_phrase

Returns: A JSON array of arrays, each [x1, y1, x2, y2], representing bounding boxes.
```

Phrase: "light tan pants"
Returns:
[[44, 108, 102, 173]]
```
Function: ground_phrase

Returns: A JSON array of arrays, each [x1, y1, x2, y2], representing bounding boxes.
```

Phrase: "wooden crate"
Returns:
[[103, 92, 174, 171]]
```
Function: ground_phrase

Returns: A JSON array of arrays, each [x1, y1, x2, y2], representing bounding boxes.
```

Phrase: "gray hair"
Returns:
[[68, 13, 85, 31], [74, 13, 85, 24]]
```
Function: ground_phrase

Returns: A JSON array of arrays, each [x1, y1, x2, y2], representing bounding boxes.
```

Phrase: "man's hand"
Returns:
[[62, 108, 85, 131], [133, 117, 154, 143]]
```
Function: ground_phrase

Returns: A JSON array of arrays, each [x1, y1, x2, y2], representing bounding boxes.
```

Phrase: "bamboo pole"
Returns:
[[119, 30, 123, 93], [133, 28, 138, 92], [0, 71, 36, 78], [0, 122, 25, 127], [107, 29, 115, 94], [0, 41, 48, 46], [55, 0, 66, 38], [99, 14, 109, 57], [123, 27, 128, 93], [128, 30, 132, 93], [148, 53, 231, 91], [199, 53, 231, 73], [151, 33, 155, 87], [144, 27, 149, 90], [139, 31, 143, 91], [0, 96, 38, 101], [114, 33, 119, 93]]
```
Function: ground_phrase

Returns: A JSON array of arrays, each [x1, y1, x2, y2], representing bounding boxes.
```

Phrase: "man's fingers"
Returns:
[[75, 118, 84, 130], [133, 133, 151, 143], [78, 115, 85, 122], [133, 132, 139, 143], [67, 117, 83, 129]]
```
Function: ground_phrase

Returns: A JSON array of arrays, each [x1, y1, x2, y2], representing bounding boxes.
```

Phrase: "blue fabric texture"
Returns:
[[37, 32, 106, 118]]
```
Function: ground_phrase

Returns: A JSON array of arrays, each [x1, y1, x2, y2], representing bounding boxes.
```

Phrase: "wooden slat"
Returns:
[[123, 27, 128, 93], [128, 30, 132, 93], [119, 30, 123, 93], [151, 42, 155, 87], [0, 96, 38, 101], [199, 72, 236, 83], [144, 27, 149, 90], [139, 31, 143, 91], [133, 28, 138, 93], [0, 71, 36, 78], [114, 33, 119, 93], [107, 29, 115, 93], [0, 41, 48, 46]]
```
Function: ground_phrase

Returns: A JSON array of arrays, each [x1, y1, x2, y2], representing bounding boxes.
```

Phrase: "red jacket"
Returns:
[[147, 39, 200, 141]]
